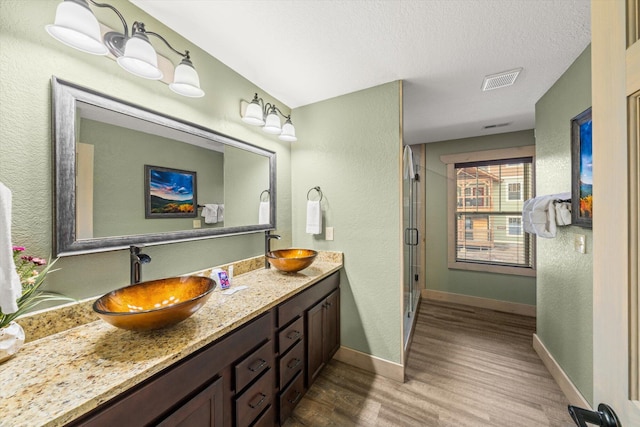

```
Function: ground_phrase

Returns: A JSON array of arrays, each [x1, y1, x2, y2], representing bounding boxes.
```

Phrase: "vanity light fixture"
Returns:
[[241, 93, 297, 142], [46, 0, 205, 98]]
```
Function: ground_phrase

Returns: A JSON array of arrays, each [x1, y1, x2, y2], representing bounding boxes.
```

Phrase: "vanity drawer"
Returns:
[[251, 404, 275, 427], [279, 371, 305, 425], [279, 339, 304, 388], [278, 316, 304, 354], [235, 340, 273, 393], [235, 369, 274, 427]]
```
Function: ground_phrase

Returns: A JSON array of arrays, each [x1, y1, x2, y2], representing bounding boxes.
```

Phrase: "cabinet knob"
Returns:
[[287, 390, 302, 405], [248, 358, 267, 372], [286, 330, 301, 340], [287, 358, 302, 370], [248, 392, 267, 409]]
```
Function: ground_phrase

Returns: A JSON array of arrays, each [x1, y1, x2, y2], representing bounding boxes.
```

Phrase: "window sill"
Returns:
[[448, 261, 537, 277]]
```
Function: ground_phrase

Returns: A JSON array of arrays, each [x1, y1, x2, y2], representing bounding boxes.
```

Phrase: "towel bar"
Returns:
[[307, 186, 323, 202]]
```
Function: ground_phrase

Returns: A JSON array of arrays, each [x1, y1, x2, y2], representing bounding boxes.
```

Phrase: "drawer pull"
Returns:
[[286, 330, 301, 340], [287, 390, 302, 405], [248, 392, 267, 409], [248, 358, 267, 372], [287, 358, 302, 370]]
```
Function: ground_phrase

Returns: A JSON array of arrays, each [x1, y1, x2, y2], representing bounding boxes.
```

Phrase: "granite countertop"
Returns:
[[0, 252, 342, 427]]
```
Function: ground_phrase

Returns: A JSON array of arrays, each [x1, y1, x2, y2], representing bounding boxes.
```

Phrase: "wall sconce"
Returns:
[[241, 93, 297, 142], [45, 0, 204, 98]]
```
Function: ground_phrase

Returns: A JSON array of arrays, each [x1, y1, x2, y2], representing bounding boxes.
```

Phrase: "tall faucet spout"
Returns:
[[130, 245, 151, 285], [265, 231, 281, 269]]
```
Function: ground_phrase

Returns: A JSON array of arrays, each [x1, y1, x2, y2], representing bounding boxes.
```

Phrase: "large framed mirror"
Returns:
[[52, 77, 276, 256]]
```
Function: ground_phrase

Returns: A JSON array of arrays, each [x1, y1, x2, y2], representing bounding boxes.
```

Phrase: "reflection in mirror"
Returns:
[[52, 77, 276, 256]]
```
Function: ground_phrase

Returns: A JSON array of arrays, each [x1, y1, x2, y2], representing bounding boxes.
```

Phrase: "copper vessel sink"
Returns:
[[266, 249, 318, 273], [93, 276, 216, 331]]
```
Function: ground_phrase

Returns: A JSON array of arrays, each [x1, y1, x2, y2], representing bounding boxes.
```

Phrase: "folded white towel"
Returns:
[[202, 204, 218, 224], [258, 201, 270, 225], [217, 204, 224, 222], [306, 200, 322, 235], [522, 192, 571, 238], [555, 203, 572, 226], [0, 182, 21, 314], [403, 145, 415, 180]]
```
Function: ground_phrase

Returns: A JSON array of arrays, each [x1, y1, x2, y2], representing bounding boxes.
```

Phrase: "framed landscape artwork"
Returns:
[[571, 107, 592, 228], [144, 165, 197, 218]]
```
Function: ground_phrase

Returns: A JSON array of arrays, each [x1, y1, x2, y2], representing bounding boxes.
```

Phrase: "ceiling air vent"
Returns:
[[483, 122, 511, 130], [481, 68, 522, 91]]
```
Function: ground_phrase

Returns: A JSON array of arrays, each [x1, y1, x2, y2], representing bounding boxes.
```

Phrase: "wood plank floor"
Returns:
[[283, 300, 573, 426]]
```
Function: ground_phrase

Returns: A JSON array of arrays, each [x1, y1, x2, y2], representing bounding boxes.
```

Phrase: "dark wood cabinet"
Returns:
[[307, 289, 340, 386], [69, 312, 273, 427], [157, 377, 224, 427], [275, 272, 340, 424], [66, 271, 340, 427]]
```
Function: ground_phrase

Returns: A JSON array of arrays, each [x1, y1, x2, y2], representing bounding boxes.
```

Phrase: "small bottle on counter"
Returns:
[[210, 268, 230, 290]]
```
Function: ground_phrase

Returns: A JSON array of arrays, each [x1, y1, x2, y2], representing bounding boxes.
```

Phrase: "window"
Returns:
[[508, 182, 522, 200], [441, 146, 535, 277], [508, 217, 522, 235]]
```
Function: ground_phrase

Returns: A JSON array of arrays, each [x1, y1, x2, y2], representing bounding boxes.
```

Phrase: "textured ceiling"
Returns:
[[130, 0, 591, 144]]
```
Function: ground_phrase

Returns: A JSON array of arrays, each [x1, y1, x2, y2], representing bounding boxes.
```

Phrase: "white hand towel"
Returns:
[[258, 201, 270, 225], [555, 203, 572, 226], [403, 145, 415, 180], [0, 183, 21, 314], [306, 200, 322, 235], [217, 204, 224, 222], [202, 204, 218, 224], [552, 192, 572, 226]]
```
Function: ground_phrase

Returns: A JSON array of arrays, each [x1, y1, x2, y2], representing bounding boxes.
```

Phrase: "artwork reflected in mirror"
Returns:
[[571, 107, 592, 228], [144, 166, 197, 219], [53, 77, 276, 256]]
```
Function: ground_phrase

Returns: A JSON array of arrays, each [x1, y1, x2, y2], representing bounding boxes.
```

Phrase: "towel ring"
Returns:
[[307, 186, 323, 202], [260, 190, 270, 202]]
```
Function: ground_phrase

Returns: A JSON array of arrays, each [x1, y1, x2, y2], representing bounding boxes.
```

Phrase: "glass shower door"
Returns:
[[403, 151, 420, 349]]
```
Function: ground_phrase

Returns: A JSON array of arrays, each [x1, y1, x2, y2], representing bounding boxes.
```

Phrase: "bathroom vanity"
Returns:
[[0, 252, 342, 427]]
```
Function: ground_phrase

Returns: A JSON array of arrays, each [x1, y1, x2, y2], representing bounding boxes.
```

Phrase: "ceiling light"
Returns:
[[46, 0, 204, 97], [241, 93, 297, 142], [45, 0, 108, 55]]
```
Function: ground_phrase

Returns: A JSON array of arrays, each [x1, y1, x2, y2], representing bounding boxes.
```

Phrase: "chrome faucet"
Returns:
[[130, 245, 152, 284], [265, 231, 281, 269]]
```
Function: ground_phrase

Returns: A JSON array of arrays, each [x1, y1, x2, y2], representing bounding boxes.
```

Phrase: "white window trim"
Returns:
[[507, 181, 523, 201], [507, 216, 523, 236], [441, 146, 536, 277]]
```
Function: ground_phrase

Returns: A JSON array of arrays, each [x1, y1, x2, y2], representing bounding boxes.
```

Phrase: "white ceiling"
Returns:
[[130, 0, 591, 144]]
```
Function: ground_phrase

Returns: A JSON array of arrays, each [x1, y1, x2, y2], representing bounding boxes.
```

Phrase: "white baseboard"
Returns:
[[333, 346, 405, 383], [532, 333, 591, 408], [422, 289, 536, 317]]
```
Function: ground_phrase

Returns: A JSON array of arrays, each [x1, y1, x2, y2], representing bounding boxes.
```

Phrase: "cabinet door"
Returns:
[[157, 377, 223, 427], [306, 299, 325, 385], [323, 290, 340, 362]]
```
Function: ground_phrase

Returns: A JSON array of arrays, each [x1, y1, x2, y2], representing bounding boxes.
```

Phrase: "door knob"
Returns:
[[568, 403, 620, 427]]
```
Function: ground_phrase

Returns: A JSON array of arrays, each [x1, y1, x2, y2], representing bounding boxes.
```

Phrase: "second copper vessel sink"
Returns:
[[93, 276, 216, 331], [266, 249, 318, 273]]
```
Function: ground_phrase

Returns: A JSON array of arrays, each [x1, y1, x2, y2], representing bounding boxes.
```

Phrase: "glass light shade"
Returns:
[[242, 101, 265, 126], [116, 32, 163, 80], [262, 111, 282, 134], [45, 0, 108, 55], [169, 58, 204, 98], [279, 120, 297, 142]]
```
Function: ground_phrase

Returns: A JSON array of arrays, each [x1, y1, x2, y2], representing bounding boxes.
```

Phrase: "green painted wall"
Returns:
[[535, 45, 592, 404], [80, 119, 225, 237], [424, 131, 537, 305], [291, 82, 403, 364], [0, 0, 292, 301]]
